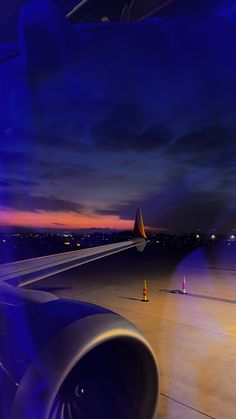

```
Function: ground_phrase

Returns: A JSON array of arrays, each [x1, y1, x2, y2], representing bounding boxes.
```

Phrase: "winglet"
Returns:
[[134, 209, 147, 239]]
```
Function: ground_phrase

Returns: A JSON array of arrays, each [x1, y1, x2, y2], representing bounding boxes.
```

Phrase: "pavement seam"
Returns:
[[90, 302, 236, 339], [159, 392, 216, 418], [158, 290, 236, 305]]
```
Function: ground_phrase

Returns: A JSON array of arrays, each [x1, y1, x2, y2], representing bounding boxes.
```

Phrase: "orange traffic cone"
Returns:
[[142, 280, 149, 302]]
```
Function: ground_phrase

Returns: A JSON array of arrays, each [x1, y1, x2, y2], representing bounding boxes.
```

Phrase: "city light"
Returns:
[[211, 234, 216, 239]]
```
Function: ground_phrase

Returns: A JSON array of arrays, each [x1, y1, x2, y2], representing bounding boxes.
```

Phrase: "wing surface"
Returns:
[[0, 209, 146, 288], [0, 239, 143, 288]]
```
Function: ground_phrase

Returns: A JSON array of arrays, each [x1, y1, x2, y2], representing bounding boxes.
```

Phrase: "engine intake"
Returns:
[[8, 305, 158, 419]]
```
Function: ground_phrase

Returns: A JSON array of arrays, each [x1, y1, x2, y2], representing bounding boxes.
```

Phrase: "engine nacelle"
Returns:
[[0, 297, 159, 419]]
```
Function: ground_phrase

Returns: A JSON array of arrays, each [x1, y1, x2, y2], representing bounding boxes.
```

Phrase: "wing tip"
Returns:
[[134, 208, 147, 239]]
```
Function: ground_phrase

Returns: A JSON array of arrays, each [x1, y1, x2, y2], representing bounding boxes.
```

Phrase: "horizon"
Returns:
[[1, 227, 235, 236]]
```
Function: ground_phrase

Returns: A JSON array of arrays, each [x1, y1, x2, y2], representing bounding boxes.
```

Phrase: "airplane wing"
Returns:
[[0, 209, 146, 291], [1, 239, 143, 288]]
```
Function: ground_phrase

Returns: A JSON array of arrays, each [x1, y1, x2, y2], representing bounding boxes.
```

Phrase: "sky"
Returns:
[[1, 1, 236, 232]]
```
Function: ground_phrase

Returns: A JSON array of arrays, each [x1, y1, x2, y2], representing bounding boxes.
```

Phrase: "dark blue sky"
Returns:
[[1, 1, 236, 232]]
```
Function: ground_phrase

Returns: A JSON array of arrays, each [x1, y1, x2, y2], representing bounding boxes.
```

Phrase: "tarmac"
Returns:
[[28, 244, 236, 419]]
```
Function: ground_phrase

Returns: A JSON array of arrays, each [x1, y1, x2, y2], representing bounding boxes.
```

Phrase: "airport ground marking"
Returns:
[[160, 392, 216, 418], [158, 289, 236, 305]]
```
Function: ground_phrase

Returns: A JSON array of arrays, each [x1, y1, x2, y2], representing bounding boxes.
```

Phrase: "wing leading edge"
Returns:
[[0, 210, 146, 289]]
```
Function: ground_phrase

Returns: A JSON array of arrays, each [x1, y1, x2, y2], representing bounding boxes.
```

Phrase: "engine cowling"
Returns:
[[0, 297, 159, 419]]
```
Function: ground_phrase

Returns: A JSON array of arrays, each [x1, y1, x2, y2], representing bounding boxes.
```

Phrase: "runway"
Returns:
[[21, 244, 236, 418]]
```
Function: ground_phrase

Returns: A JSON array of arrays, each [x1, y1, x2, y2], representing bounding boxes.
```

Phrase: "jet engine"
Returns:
[[0, 292, 159, 419]]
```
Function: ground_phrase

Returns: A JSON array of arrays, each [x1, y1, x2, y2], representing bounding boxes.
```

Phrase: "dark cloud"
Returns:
[[0, 150, 31, 165], [0, 177, 38, 187], [92, 112, 170, 152], [5, 128, 86, 152], [104, 183, 234, 232], [39, 161, 98, 181], [0, 180, 11, 187], [0, 192, 83, 213], [167, 124, 236, 169], [36, 134, 86, 151]]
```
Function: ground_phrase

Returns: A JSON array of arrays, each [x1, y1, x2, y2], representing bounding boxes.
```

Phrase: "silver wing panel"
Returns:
[[0, 240, 143, 288]]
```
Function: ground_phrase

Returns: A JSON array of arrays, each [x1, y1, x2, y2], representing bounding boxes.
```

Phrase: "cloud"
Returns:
[[0, 191, 83, 213], [91, 104, 171, 152], [39, 161, 98, 181], [105, 182, 235, 232], [0, 176, 38, 187], [166, 124, 236, 168], [0, 179, 11, 187], [0, 149, 31, 165]]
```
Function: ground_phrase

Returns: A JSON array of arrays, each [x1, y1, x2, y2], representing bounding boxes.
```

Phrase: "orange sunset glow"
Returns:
[[0, 209, 134, 230]]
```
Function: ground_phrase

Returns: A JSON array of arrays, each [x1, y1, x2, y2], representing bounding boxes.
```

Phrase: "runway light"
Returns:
[[211, 234, 216, 239], [196, 234, 200, 239], [230, 234, 235, 240]]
